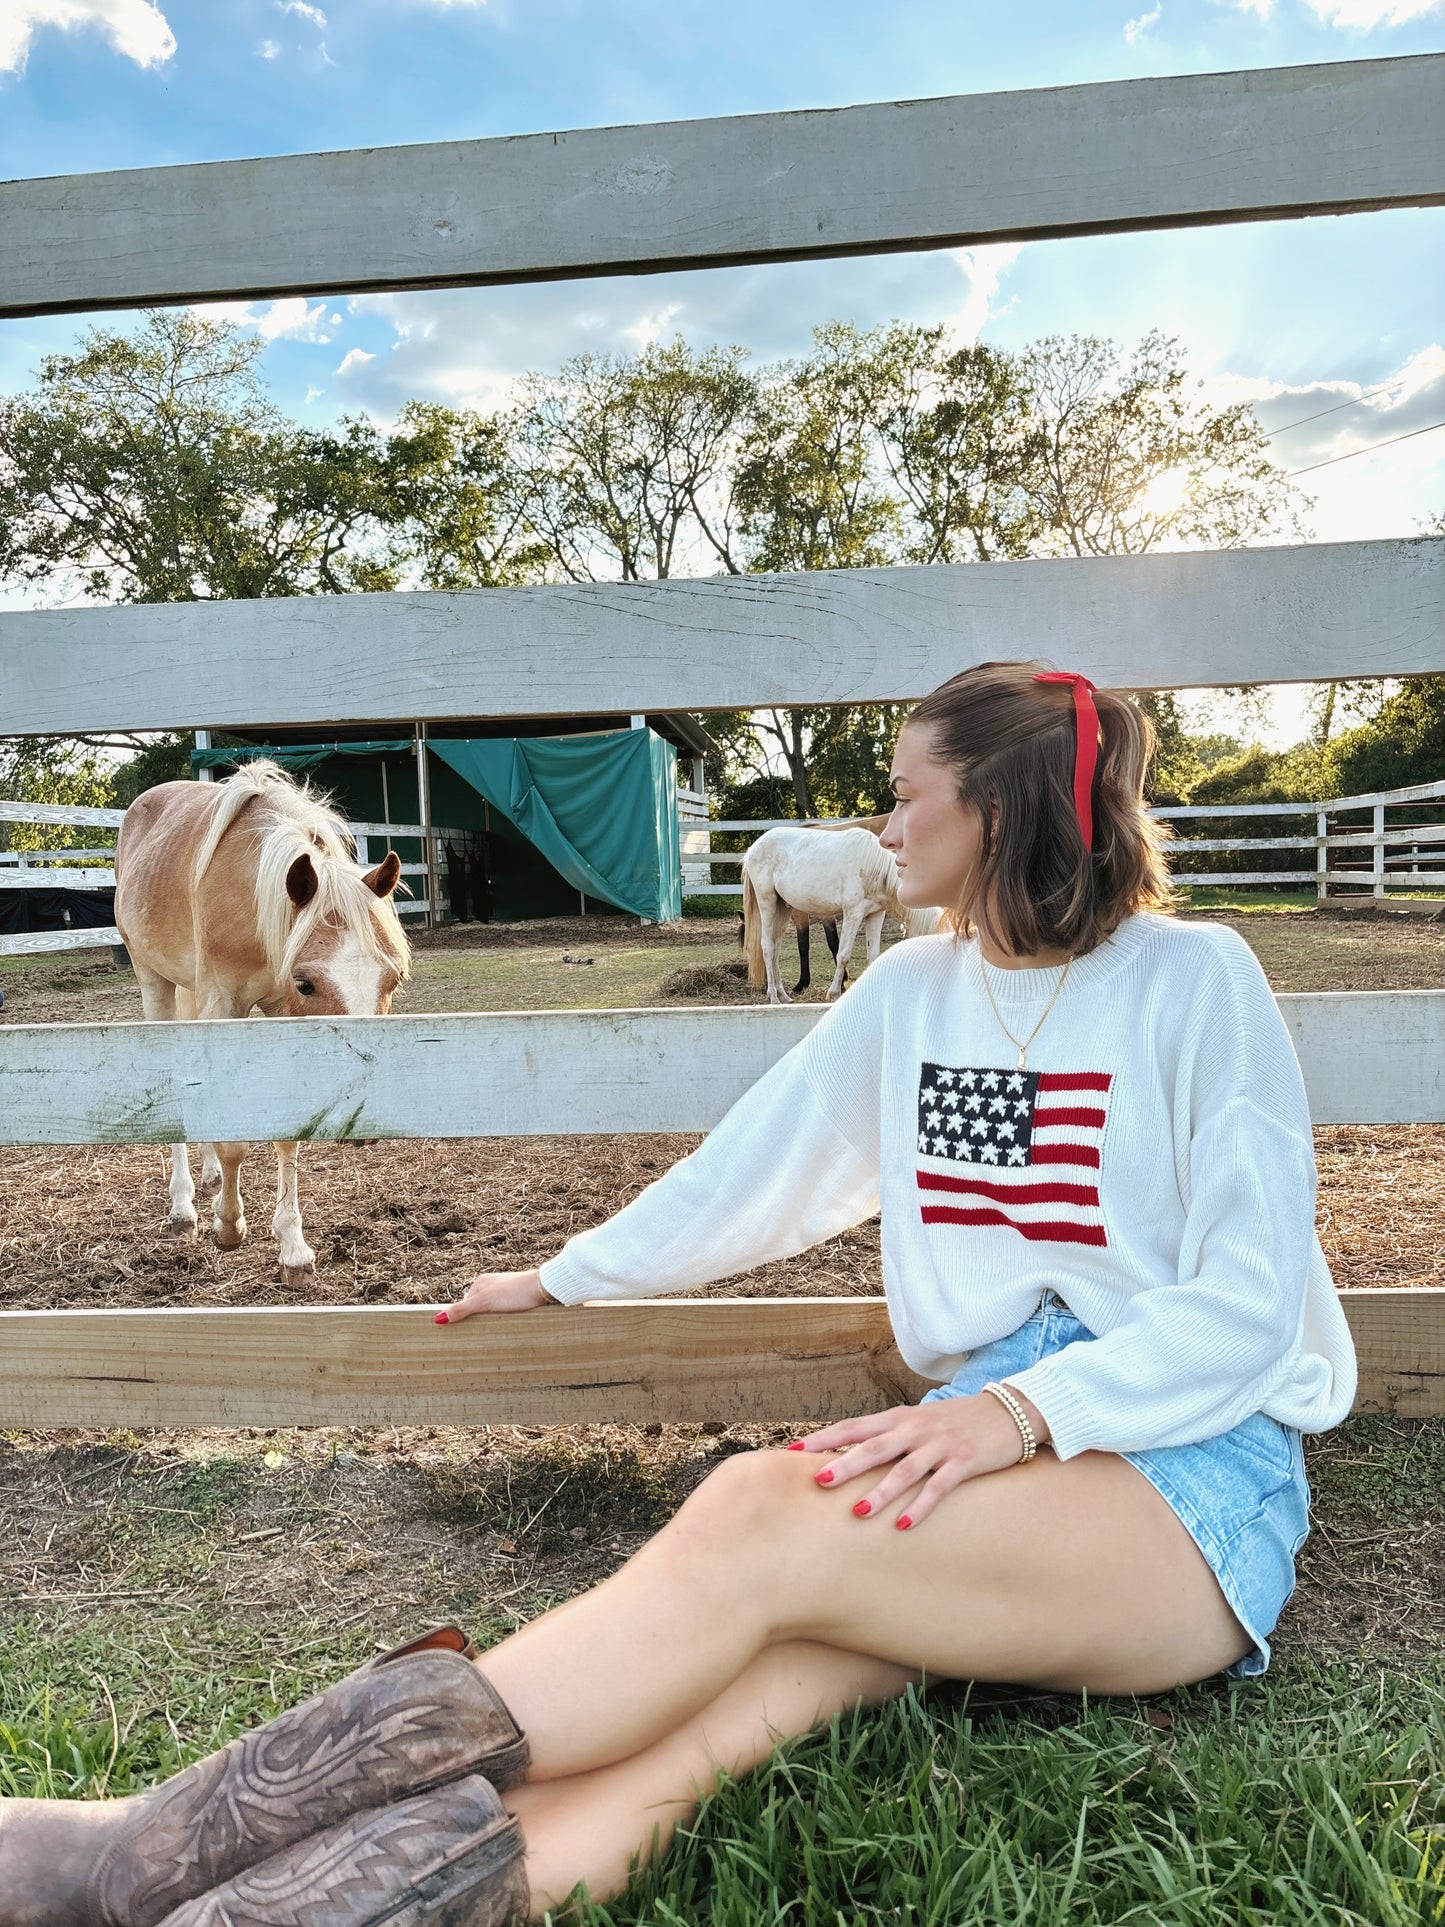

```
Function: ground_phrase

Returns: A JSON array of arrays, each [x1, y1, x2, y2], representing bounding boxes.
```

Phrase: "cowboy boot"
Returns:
[[0, 1626, 527, 1927], [154, 1775, 528, 1927]]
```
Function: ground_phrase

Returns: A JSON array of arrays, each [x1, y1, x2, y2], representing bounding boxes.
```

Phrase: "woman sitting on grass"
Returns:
[[2, 660, 1357, 1927]]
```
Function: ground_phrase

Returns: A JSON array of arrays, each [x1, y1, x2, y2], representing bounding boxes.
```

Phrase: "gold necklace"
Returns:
[[978, 951, 1075, 1071]]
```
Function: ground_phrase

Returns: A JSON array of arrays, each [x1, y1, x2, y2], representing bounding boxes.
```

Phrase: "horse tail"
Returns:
[[741, 868, 767, 989]]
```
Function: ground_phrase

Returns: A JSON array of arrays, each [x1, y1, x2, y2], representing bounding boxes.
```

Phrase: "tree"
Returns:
[[513, 341, 756, 582], [734, 323, 901, 575], [381, 401, 550, 589], [870, 327, 1038, 563], [0, 739, 114, 853], [0, 308, 404, 606], [1018, 330, 1306, 558]]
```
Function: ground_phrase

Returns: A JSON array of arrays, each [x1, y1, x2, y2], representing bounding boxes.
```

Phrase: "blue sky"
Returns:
[[2, 0, 1443, 744]]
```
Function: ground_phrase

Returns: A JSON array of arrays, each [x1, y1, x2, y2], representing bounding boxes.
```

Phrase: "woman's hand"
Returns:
[[435, 1269, 549, 1324], [789, 1390, 1047, 1530]]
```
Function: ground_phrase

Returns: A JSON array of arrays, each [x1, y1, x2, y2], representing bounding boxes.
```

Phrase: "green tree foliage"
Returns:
[[382, 401, 551, 589], [513, 341, 756, 582], [0, 740, 114, 852], [1321, 676, 1445, 798], [0, 309, 404, 604]]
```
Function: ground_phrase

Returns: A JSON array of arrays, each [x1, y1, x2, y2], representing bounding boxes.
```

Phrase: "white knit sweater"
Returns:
[[539, 914, 1359, 1460]]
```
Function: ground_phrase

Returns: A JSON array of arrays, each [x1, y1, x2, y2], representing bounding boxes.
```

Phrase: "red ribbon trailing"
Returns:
[[1034, 672, 1100, 850]]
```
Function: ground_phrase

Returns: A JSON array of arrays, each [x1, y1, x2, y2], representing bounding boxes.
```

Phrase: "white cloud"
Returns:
[[336, 348, 376, 376], [0, 0, 175, 74], [1201, 344, 1445, 548], [258, 37, 280, 57], [195, 297, 332, 343], [946, 243, 1025, 344], [1124, 3, 1162, 40], [622, 302, 684, 349], [277, 0, 326, 20], [1302, 0, 1443, 22], [304, 385, 325, 404]]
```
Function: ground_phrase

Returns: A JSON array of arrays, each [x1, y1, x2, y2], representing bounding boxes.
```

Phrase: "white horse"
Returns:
[[741, 824, 940, 1004], [114, 761, 410, 1283]]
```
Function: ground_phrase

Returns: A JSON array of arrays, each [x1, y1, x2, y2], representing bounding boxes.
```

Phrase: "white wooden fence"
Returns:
[[680, 779, 1445, 902], [1, 53, 1442, 1425], [0, 800, 466, 957]]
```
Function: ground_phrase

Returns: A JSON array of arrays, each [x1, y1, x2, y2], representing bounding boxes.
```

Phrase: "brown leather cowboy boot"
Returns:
[[0, 1626, 527, 1927], [154, 1775, 528, 1927]]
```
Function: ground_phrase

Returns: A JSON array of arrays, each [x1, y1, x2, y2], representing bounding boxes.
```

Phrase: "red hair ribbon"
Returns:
[[1034, 672, 1100, 851]]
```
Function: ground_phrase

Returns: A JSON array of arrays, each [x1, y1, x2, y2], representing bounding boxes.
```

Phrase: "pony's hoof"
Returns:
[[213, 1217, 248, 1249], [199, 1167, 223, 1194], [281, 1261, 316, 1289], [167, 1214, 199, 1241]]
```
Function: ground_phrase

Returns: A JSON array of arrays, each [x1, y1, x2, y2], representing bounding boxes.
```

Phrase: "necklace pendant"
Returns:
[[1017, 1047, 1028, 1072]]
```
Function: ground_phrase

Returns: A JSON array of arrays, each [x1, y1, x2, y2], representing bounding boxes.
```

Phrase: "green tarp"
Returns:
[[430, 731, 681, 923], [191, 741, 411, 772]]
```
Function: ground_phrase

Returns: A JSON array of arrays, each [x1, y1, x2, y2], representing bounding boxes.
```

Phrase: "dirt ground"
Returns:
[[2, 909, 1441, 1312], [2, 908, 1442, 1675]]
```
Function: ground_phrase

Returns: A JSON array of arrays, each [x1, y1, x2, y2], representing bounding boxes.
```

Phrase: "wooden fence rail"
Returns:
[[4, 540, 1442, 736], [2, 993, 1441, 1145], [4, 56, 1440, 321], [0, 1290, 1438, 1430]]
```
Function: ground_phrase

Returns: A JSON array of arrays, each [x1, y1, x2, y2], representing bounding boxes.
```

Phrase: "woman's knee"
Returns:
[[670, 1447, 819, 1548]]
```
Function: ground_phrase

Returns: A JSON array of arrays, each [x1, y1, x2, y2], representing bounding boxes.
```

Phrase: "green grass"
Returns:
[[1, 1619, 1440, 1924]]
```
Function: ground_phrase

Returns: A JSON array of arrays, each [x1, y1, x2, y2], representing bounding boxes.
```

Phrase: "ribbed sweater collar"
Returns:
[[957, 912, 1156, 1007]]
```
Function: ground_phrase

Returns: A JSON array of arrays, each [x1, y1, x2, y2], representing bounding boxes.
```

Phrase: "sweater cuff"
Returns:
[[1000, 1355, 1105, 1463], [536, 1250, 607, 1307]]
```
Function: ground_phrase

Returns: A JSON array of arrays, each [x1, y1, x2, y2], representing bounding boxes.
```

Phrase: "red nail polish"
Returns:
[[853, 1500, 871, 1517], [896, 1514, 913, 1531], [786, 1442, 805, 1452], [434, 1311, 449, 1324], [814, 1468, 834, 1485]]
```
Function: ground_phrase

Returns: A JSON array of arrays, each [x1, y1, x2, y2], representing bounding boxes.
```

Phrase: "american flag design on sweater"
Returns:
[[915, 1062, 1113, 1247]]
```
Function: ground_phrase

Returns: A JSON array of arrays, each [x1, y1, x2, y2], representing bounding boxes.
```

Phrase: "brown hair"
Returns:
[[904, 659, 1175, 956]]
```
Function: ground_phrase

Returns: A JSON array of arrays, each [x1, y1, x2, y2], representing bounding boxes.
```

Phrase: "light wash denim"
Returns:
[[920, 1289, 1310, 1678]]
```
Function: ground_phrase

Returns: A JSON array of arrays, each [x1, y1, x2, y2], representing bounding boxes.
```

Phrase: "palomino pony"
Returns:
[[741, 821, 940, 1005], [113, 761, 410, 1283]]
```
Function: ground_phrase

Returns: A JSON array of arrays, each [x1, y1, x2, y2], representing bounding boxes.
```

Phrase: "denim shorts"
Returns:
[[920, 1291, 1310, 1678]]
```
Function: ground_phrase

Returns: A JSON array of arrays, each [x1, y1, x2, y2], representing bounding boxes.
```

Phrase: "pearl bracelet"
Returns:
[[981, 1380, 1038, 1463]]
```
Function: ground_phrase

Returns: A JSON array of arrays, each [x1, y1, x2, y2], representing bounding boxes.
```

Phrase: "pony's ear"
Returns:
[[364, 850, 402, 899], [285, 852, 319, 908]]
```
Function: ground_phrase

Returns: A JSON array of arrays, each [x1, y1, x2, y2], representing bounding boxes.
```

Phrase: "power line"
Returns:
[[1262, 376, 1407, 439], [1287, 417, 1445, 477]]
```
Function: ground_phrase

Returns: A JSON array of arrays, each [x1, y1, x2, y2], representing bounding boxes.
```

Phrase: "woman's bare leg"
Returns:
[[508, 1638, 918, 1916], [480, 1445, 1252, 1783]]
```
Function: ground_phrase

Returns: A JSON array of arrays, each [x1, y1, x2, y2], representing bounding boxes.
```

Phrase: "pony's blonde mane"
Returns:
[[194, 760, 411, 984]]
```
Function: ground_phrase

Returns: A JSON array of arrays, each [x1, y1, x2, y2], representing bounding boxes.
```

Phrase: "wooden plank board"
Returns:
[[0, 869, 115, 890], [0, 801, 126, 829], [3, 539, 1441, 736], [4, 56, 1442, 320], [0, 1299, 928, 1428], [0, 926, 122, 960], [0, 1289, 1434, 1428], [0, 991, 1440, 1146]]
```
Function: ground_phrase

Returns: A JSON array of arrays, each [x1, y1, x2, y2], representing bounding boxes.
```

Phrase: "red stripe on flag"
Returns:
[[1032, 1105, 1106, 1130], [1036, 1072, 1112, 1093], [917, 1172, 1098, 1207], [920, 1205, 1107, 1246], [1031, 1143, 1101, 1169]]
